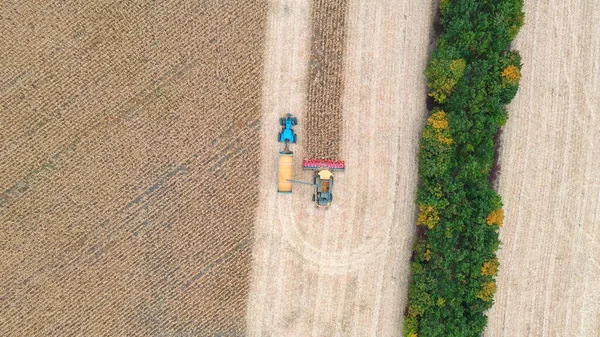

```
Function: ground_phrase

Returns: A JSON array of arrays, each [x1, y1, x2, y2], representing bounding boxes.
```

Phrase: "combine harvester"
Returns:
[[300, 159, 345, 207], [276, 114, 345, 207]]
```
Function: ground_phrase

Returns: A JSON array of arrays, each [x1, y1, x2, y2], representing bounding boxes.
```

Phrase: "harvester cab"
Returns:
[[313, 169, 333, 207]]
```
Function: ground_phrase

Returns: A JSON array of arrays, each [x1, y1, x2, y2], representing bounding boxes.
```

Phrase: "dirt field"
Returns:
[[247, 0, 435, 335], [0, 1, 267, 336], [485, 0, 600, 336]]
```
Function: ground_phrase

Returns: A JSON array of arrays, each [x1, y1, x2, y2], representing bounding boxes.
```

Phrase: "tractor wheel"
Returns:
[[292, 134, 297, 143], [312, 194, 315, 202], [280, 118, 285, 126], [292, 117, 298, 125], [278, 132, 282, 141]]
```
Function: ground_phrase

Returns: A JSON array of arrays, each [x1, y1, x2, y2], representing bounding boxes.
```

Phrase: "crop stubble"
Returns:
[[485, 0, 600, 336], [304, 0, 348, 160], [1, 1, 267, 336]]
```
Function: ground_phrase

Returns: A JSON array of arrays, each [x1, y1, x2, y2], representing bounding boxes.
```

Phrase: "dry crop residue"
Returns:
[[0, 1, 267, 336], [304, 0, 349, 160]]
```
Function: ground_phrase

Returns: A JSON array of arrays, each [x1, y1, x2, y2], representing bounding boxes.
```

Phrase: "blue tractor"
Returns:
[[278, 113, 298, 144]]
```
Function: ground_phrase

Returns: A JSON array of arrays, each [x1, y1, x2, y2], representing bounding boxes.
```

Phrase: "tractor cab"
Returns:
[[278, 113, 297, 144], [313, 169, 334, 207]]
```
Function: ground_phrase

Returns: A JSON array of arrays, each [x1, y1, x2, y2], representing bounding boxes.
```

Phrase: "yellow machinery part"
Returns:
[[277, 153, 294, 193], [318, 170, 333, 180]]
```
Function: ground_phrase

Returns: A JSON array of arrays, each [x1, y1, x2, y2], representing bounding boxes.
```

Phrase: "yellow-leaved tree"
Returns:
[[477, 281, 497, 302], [417, 205, 440, 229], [501, 65, 521, 85], [481, 258, 500, 277], [426, 58, 466, 103], [422, 110, 454, 146], [486, 208, 504, 227]]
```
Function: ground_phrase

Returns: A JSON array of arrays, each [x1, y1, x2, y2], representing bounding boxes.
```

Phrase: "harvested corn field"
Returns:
[[485, 0, 600, 335], [247, 0, 435, 335], [2, 0, 599, 336], [0, 1, 267, 336]]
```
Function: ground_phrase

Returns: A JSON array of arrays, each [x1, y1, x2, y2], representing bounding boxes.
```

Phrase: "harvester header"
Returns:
[[302, 159, 345, 171]]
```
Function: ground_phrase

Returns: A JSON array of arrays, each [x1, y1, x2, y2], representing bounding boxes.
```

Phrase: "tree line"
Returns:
[[404, 0, 524, 336]]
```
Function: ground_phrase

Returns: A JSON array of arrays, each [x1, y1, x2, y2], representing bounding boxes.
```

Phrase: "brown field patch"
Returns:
[[0, 1, 267, 336], [304, 0, 348, 160]]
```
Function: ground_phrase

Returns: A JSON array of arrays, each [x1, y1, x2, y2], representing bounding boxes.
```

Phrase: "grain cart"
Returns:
[[277, 151, 294, 193]]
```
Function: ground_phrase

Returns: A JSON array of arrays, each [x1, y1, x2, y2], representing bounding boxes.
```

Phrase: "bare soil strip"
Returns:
[[304, 0, 349, 160], [484, 0, 600, 336], [0, 2, 267, 336], [247, 0, 435, 335]]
